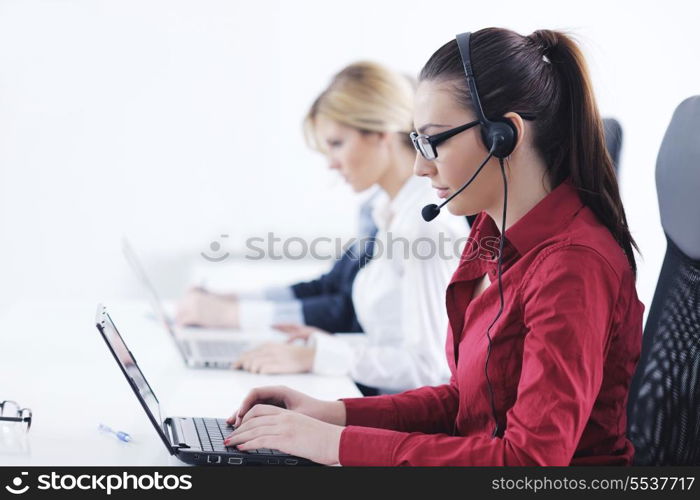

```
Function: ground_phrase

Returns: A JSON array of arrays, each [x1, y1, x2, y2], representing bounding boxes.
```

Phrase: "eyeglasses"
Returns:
[[0, 400, 32, 432], [410, 119, 481, 161], [410, 114, 537, 161]]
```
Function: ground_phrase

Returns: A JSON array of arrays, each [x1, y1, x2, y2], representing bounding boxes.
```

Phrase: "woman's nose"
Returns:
[[413, 155, 436, 177], [327, 158, 341, 171]]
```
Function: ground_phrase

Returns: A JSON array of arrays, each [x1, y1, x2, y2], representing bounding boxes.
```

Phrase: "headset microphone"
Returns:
[[421, 204, 441, 222]]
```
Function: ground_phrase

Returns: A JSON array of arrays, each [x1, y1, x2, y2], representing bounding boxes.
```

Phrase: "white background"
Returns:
[[0, 0, 698, 317]]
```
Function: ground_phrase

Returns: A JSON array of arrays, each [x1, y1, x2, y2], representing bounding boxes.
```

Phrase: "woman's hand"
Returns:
[[228, 385, 347, 427], [175, 287, 238, 328], [233, 343, 315, 374], [272, 323, 330, 343], [223, 404, 343, 465]]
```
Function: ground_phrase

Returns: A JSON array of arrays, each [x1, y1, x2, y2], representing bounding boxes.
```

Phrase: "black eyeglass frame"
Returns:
[[0, 400, 32, 432], [410, 113, 536, 161]]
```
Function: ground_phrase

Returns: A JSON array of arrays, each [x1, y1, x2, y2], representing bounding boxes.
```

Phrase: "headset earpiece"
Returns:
[[455, 32, 518, 160], [482, 119, 517, 159]]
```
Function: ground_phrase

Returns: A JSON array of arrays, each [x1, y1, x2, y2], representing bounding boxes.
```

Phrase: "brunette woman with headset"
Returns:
[[219, 28, 644, 466]]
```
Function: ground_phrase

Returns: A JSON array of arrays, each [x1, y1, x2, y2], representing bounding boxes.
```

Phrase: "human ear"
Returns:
[[502, 112, 526, 153]]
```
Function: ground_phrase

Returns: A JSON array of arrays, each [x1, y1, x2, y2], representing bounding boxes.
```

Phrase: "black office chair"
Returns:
[[626, 96, 700, 465], [465, 117, 624, 228]]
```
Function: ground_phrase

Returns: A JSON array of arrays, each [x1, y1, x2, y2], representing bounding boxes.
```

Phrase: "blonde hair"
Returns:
[[304, 61, 415, 152]]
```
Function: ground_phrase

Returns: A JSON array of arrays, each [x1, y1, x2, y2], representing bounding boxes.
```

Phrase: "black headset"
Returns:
[[455, 32, 518, 158], [420, 32, 527, 223]]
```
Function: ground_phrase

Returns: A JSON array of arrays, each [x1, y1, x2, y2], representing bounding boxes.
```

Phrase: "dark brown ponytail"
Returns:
[[420, 28, 639, 275]]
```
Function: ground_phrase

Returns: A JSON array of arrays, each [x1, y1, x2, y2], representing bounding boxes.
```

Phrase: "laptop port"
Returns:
[[284, 459, 298, 465], [228, 457, 243, 465], [207, 455, 221, 464], [267, 458, 280, 465]]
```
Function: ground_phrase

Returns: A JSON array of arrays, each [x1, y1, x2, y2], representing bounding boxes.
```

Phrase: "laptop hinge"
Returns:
[[164, 418, 190, 452]]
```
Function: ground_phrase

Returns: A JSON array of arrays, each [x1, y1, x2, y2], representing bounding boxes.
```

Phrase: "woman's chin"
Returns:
[[349, 180, 373, 193], [446, 204, 471, 217]]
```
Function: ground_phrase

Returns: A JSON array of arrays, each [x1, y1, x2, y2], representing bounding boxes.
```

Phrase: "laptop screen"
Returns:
[[122, 239, 176, 334], [95, 305, 173, 454]]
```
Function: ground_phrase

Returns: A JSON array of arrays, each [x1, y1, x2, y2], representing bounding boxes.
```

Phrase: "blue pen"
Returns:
[[98, 423, 132, 443]]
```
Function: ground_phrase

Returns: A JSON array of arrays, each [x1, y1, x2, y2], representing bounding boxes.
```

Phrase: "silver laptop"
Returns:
[[122, 238, 280, 369]]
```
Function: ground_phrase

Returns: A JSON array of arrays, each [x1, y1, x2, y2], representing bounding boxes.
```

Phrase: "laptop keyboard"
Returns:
[[195, 340, 247, 358], [193, 417, 287, 455]]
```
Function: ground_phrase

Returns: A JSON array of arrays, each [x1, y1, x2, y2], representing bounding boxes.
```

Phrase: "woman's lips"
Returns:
[[434, 186, 450, 199]]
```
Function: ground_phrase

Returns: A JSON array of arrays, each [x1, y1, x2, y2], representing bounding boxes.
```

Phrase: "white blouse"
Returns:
[[311, 175, 467, 392]]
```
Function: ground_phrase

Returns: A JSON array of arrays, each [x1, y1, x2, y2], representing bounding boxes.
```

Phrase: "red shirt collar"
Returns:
[[452, 179, 585, 284]]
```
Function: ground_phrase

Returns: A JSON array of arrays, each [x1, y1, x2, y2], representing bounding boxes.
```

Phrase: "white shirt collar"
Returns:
[[371, 176, 428, 232]]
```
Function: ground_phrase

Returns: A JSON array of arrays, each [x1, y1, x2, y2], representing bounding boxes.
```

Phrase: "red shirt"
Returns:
[[339, 180, 644, 466]]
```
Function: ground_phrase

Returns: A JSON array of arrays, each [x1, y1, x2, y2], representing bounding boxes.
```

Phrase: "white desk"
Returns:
[[0, 300, 361, 465]]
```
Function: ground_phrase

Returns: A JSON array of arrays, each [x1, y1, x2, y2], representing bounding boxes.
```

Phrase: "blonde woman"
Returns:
[[178, 62, 467, 393]]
